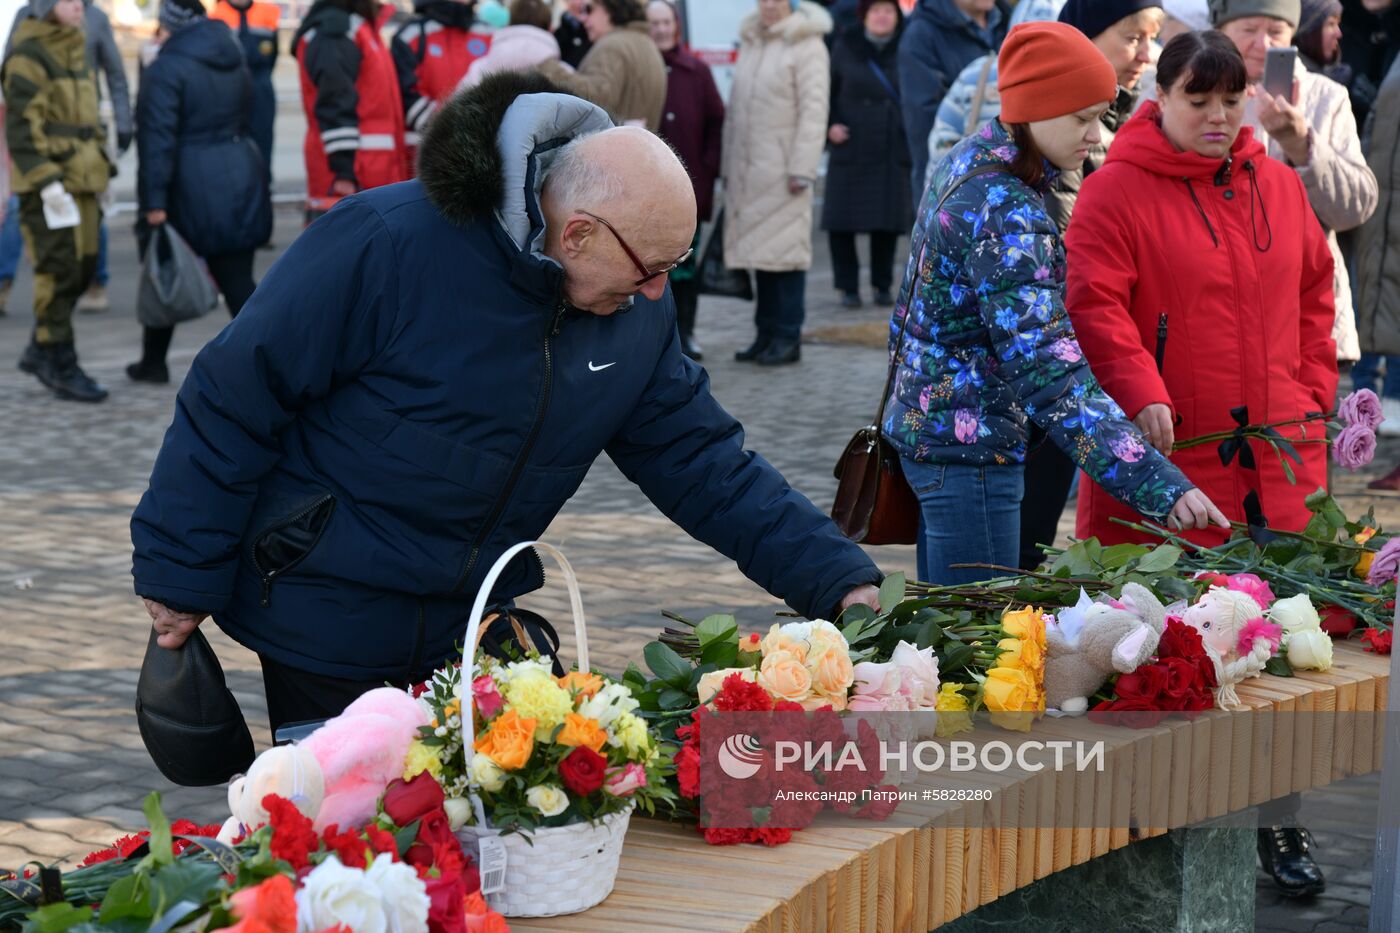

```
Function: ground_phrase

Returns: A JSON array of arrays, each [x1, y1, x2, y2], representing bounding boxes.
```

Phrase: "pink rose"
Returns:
[[1339, 389, 1384, 431], [848, 661, 915, 712], [1367, 538, 1400, 588], [472, 675, 504, 719], [1333, 423, 1378, 472], [603, 763, 647, 797]]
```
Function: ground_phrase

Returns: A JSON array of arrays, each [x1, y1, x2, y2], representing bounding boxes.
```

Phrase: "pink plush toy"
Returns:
[[299, 687, 430, 832]]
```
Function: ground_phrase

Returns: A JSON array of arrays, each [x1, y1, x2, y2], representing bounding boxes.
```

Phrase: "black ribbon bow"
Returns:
[[1218, 406, 1258, 470], [1243, 490, 1277, 545]]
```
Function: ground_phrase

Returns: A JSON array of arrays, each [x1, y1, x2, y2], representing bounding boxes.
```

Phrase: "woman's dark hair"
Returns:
[[1294, 24, 1338, 68], [597, 0, 645, 25], [1007, 122, 1048, 190], [509, 0, 552, 29], [1156, 29, 1248, 95]]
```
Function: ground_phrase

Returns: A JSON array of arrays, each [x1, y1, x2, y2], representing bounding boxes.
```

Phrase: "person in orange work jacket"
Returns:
[[391, 0, 492, 153], [210, 0, 280, 177], [292, 0, 409, 220]]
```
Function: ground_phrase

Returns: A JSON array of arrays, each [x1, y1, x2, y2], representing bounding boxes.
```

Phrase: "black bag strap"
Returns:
[[874, 163, 1008, 437]]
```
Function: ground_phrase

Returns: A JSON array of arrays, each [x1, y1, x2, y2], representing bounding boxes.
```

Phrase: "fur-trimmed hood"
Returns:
[[739, 1, 833, 44], [418, 71, 613, 251]]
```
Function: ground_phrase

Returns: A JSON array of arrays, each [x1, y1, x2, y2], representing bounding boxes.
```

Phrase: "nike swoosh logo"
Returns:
[[588, 361, 617, 372]]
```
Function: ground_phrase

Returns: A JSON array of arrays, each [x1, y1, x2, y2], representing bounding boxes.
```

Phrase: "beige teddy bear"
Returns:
[[216, 744, 325, 843], [1044, 582, 1168, 713]]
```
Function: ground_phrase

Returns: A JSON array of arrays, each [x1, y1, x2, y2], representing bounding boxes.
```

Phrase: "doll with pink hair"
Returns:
[[1182, 587, 1282, 710]]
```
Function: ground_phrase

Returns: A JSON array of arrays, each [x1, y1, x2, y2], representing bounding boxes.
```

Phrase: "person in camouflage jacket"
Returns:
[[3, 0, 112, 402], [882, 95, 1223, 583]]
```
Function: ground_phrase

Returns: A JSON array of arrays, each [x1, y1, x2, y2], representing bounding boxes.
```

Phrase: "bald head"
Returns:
[[541, 127, 699, 315]]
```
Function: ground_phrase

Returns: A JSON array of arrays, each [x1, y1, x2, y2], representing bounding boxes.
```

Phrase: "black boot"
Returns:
[[735, 337, 772, 362], [756, 340, 801, 366], [679, 332, 704, 361], [126, 360, 170, 384], [674, 283, 703, 361], [37, 343, 108, 402], [17, 339, 42, 374], [1257, 826, 1325, 898]]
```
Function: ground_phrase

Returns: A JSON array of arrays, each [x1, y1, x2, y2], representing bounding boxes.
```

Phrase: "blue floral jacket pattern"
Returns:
[[882, 119, 1191, 520]]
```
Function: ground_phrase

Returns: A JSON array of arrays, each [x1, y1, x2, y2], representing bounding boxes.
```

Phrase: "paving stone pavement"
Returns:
[[0, 202, 1394, 930]]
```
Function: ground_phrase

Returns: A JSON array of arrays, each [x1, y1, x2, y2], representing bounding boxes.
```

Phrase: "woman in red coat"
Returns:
[[1066, 29, 1338, 547]]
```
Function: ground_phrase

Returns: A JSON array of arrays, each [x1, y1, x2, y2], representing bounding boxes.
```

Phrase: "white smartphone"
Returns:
[[1262, 46, 1297, 101]]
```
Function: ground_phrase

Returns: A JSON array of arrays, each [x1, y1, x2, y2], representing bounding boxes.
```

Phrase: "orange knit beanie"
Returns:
[[998, 22, 1118, 123]]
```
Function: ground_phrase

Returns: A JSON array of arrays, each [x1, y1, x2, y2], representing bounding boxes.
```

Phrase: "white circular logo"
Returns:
[[717, 733, 764, 780]]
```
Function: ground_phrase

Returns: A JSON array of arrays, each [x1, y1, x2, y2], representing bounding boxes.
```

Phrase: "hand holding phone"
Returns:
[[1262, 46, 1297, 102]]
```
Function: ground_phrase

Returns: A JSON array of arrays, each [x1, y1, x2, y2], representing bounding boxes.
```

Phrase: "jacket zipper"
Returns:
[[250, 492, 335, 608], [450, 303, 566, 595], [1154, 312, 1168, 373]]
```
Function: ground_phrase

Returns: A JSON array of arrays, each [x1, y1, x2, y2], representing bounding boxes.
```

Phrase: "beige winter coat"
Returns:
[[1244, 63, 1378, 362], [1355, 55, 1400, 356], [536, 22, 666, 131], [722, 2, 831, 272]]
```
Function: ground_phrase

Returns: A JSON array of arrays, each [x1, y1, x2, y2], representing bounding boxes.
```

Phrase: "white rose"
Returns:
[[366, 855, 430, 933], [296, 856, 386, 933], [1286, 629, 1334, 671], [526, 784, 569, 817], [889, 640, 941, 708], [576, 682, 639, 729], [468, 753, 507, 793], [443, 795, 472, 831], [1269, 594, 1321, 635]]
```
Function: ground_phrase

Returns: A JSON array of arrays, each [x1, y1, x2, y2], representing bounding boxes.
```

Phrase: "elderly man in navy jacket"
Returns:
[[130, 73, 883, 731]]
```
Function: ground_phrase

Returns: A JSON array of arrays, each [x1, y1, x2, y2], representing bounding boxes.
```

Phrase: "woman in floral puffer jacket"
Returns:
[[883, 22, 1226, 585]]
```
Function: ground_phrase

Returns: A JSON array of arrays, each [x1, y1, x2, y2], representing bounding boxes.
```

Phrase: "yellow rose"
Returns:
[[994, 637, 1026, 670], [808, 644, 854, 698], [934, 683, 973, 737], [402, 740, 443, 781], [474, 708, 536, 770], [1002, 606, 1046, 645], [758, 649, 812, 702], [983, 667, 1040, 732], [1356, 550, 1376, 580], [555, 712, 608, 753], [697, 668, 759, 706], [502, 671, 574, 731], [759, 624, 808, 664], [558, 671, 604, 699]]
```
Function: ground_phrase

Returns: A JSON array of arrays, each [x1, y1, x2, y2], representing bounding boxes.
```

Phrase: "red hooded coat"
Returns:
[[1065, 101, 1338, 546]]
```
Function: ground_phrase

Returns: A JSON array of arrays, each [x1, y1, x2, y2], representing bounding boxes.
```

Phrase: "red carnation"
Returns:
[[320, 824, 369, 869], [1363, 628, 1394, 654], [264, 794, 320, 871], [675, 744, 701, 798], [559, 746, 608, 797], [365, 826, 399, 859], [713, 674, 773, 712]]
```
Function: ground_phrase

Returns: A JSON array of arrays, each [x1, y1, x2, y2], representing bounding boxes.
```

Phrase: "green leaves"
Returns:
[[643, 642, 692, 690], [878, 572, 906, 618], [140, 794, 172, 870], [1135, 544, 1182, 574], [18, 902, 93, 933], [694, 615, 737, 649], [1264, 656, 1294, 678]]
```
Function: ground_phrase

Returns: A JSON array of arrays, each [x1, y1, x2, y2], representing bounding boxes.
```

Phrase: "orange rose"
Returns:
[[558, 671, 604, 699], [758, 649, 812, 702], [226, 874, 297, 933], [464, 891, 510, 933], [474, 708, 537, 770], [555, 712, 608, 753]]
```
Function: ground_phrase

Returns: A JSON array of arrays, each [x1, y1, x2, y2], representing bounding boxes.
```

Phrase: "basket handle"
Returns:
[[460, 541, 589, 761]]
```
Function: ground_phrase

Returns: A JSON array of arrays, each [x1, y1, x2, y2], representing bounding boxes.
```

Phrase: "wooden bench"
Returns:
[[511, 641, 1390, 932]]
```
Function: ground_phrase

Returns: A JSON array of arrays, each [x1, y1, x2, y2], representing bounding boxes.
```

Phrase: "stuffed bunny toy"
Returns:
[[216, 744, 325, 843], [1044, 582, 1168, 713]]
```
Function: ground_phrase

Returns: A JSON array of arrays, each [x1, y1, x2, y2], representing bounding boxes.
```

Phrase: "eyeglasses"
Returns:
[[577, 209, 693, 287]]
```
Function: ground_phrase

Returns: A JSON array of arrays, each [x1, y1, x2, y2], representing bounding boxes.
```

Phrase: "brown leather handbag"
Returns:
[[830, 165, 1002, 545]]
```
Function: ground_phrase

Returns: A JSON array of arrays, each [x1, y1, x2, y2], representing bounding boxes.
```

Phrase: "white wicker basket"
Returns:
[[452, 540, 632, 918]]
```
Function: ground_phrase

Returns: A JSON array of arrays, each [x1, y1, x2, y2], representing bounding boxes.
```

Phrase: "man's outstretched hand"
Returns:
[[143, 597, 208, 649], [839, 584, 881, 615]]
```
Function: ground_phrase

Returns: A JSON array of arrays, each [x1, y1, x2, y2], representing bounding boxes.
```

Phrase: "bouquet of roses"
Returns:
[[1089, 617, 1218, 728], [413, 656, 674, 835]]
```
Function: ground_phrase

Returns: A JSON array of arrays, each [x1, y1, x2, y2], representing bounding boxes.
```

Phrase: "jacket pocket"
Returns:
[[904, 460, 946, 495], [251, 492, 336, 608]]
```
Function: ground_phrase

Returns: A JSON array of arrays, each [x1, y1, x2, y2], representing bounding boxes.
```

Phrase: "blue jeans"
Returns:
[[902, 458, 1025, 585], [754, 269, 806, 342], [1352, 353, 1400, 399], [0, 193, 106, 285]]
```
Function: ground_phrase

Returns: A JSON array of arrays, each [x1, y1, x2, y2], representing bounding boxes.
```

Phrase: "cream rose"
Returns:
[[760, 623, 808, 663], [758, 649, 812, 702], [468, 752, 507, 793], [1269, 594, 1322, 635], [443, 795, 473, 831], [1286, 629, 1334, 671], [526, 784, 569, 817], [296, 856, 386, 933], [807, 645, 854, 698], [366, 855, 430, 933], [697, 667, 759, 705]]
